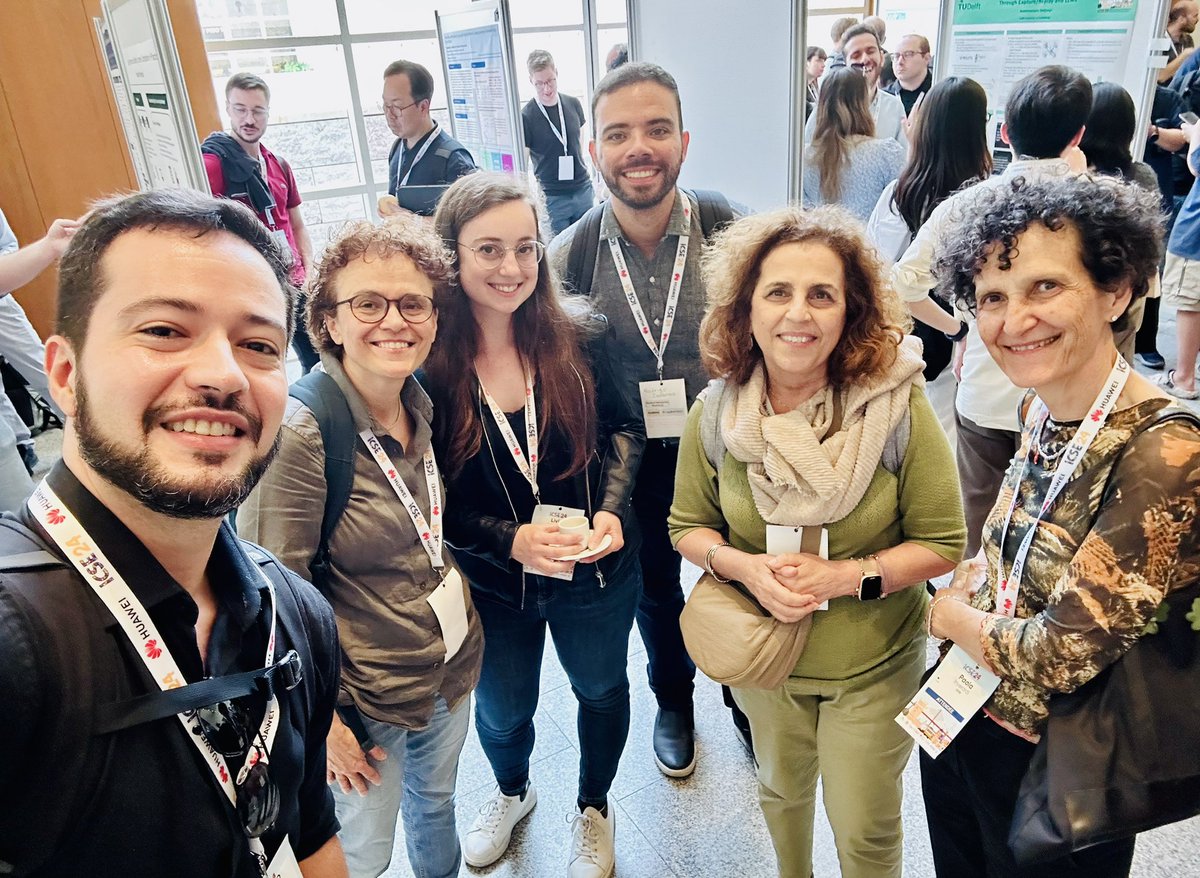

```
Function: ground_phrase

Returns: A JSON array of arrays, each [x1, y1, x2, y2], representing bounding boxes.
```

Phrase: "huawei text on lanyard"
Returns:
[[398, 127, 442, 188], [609, 191, 692, 438], [608, 192, 690, 381], [359, 432, 444, 571], [26, 481, 285, 869], [480, 366, 540, 503], [895, 355, 1130, 759], [994, 354, 1130, 614]]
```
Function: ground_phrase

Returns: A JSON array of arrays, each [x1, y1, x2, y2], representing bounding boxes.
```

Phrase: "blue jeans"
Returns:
[[333, 695, 470, 878], [472, 556, 640, 807], [546, 182, 595, 237]]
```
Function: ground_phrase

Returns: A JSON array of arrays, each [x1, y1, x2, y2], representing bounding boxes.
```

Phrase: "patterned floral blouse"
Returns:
[[965, 396, 1200, 736]]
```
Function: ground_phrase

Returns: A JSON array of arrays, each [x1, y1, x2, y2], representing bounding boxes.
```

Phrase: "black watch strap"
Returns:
[[944, 320, 969, 342]]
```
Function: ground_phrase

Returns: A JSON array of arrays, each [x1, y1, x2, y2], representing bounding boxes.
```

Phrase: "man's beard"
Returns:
[[74, 379, 280, 520], [600, 157, 683, 211]]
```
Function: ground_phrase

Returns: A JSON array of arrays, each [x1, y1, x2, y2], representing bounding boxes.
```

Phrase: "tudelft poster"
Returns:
[[437, 2, 522, 173], [943, 0, 1139, 169]]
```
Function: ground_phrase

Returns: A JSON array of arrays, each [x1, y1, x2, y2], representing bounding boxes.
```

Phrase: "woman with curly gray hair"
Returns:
[[921, 175, 1200, 877], [239, 214, 485, 878], [668, 206, 965, 877]]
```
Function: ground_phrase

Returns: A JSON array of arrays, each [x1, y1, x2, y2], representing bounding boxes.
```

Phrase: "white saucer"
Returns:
[[553, 533, 614, 562]]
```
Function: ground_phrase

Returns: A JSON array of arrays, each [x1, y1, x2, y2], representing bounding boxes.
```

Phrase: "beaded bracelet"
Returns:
[[704, 541, 732, 583], [926, 592, 958, 639]]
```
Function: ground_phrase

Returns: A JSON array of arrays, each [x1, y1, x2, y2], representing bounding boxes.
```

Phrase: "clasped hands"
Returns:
[[729, 550, 859, 624]]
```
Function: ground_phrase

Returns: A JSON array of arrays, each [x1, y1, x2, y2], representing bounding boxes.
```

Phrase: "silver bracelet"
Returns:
[[704, 541, 732, 583]]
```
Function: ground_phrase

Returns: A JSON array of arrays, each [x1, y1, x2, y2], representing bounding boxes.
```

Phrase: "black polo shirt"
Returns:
[[0, 462, 340, 877]]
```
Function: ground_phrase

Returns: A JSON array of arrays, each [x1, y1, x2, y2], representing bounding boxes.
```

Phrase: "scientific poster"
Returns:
[[437, 2, 522, 173], [942, 0, 1139, 168], [102, 0, 206, 190], [94, 17, 152, 189]]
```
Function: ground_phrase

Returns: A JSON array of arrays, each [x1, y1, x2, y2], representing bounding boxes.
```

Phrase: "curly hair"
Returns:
[[933, 175, 1165, 333], [699, 205, 910, 389], [305, 213, 456, 357]]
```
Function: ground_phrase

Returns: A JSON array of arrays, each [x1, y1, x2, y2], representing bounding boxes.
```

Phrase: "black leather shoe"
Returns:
[[653, 709, 696, 777]]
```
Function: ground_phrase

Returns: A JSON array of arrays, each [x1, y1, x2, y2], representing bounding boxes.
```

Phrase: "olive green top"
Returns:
[[668, 384, 966, 681]]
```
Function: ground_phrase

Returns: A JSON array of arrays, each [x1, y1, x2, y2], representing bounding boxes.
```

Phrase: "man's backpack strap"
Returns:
[[288, 371, 356, 600], [563, 202, 607, 298], [683, 188, 735, 238]]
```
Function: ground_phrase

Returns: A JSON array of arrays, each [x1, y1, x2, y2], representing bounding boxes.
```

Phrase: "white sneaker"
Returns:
[[463, 784, 537, 868], [567, 805, 615, 878]]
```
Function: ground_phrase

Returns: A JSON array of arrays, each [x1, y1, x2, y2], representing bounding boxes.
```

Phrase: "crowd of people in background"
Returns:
[[2, 11, 1200, 878]]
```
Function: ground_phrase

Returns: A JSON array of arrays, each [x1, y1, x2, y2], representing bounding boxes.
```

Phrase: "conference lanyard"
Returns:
[[479, 366, 540, 503], [992, 355, 1130, 616], [26, 480, 280, 863], [359, 431, 444, 571], [398, 126, 442, 188], [536, 98, 568, 155], [608, 192, 691, 380]]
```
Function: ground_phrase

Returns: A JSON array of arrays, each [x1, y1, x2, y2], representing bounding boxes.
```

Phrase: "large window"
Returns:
[[198, 0, 627, 252]]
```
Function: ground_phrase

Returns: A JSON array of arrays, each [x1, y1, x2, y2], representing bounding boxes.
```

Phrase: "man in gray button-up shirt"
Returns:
[[549, 62, 743, 779]]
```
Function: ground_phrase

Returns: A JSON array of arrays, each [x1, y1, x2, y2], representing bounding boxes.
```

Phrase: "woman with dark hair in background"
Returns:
[[424, 172, 644, 877], [1081, 82, 1160, 190], [803, 67, 906, 222], [866, 75, 991, 379]]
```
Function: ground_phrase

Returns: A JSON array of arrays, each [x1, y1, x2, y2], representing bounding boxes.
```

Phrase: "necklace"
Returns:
[[372, 397, 404, 430]]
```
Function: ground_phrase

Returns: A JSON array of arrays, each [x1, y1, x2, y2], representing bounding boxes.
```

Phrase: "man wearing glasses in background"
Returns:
[[522, 50, 595, 236], [806, 23, 907, 146], [203, 72, 318, 373], [380, 60, 476, 217], [884, 34, 934, 116], [0, 189, 347, 877]]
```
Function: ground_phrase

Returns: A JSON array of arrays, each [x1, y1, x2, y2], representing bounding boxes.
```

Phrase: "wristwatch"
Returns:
[[944, 320, 969, 342], [856, 555, 885, 601]]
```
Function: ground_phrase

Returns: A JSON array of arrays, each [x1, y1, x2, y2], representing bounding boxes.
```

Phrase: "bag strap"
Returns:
[[563, 201, 606, 298], [683, 188, 735, 238], [288, 371, 356, 599], [697, 378, 728, 472]]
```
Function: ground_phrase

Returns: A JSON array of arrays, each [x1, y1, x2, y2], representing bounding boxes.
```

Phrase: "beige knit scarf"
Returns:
[[721, 335, 925, 526]]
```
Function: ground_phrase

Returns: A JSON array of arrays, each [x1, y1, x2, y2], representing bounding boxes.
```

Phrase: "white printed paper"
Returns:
[[638, 378, 687, 439], [525, 504, 585, 581], [426, 568, 469, 661], [765, 524, 830, 610]]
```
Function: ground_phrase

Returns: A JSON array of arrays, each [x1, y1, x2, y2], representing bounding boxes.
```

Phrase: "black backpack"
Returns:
[[285, 369, 356, 599], [560, 189, 734, 297]]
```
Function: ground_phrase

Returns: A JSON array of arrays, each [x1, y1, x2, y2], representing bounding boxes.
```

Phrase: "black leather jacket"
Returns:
[[423, 315, 645, 610]]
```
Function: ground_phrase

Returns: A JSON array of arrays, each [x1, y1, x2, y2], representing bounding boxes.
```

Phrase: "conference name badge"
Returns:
[[638, 378, 687, 439], [265, 836, 302, 878], [895, 645, 1000, 758], [558, 155, 575, 181], [427, 568, 469, 661]]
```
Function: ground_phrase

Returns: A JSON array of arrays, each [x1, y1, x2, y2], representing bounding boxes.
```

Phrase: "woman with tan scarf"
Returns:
[[669, 206, 965, 878]]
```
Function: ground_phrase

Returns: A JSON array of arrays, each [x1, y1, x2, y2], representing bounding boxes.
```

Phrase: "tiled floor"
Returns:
[[375, 562, 1200, 877]]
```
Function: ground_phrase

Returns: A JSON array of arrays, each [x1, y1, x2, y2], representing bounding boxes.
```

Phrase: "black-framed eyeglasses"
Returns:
[[459, 240, 545, 270], [334, 292, 436, 325], [893, 50, 929, 60], [382, 99, 419, 115], [195, 699, 281, 838]]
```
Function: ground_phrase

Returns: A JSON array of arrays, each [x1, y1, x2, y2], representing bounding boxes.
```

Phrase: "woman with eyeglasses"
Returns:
[[238, 215, 485, 878], [422, 171, 645, 877]]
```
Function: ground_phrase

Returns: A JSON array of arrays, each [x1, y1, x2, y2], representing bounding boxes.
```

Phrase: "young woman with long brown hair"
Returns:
[[802, 66, 906, 221], [423, 172, 645, 878]]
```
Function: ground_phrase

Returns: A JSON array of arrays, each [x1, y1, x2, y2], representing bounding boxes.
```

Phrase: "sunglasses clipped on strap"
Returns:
[[98, 649, 303, 837]]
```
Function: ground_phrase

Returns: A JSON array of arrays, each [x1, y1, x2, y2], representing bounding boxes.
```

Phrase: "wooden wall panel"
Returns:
[[0, 0, 220, 337]]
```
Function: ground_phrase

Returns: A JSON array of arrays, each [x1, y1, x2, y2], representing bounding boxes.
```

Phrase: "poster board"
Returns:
[[937, 0, 1152, 170], [94, 17, 153, 189], [102, 0, 207, 190], [436, 0, 525, 174]]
